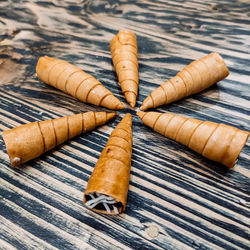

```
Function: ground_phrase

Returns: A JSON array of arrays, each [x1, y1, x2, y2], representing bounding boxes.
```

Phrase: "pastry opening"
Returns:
[[85, 192, 123, 214], [12, 157, 21, 165]]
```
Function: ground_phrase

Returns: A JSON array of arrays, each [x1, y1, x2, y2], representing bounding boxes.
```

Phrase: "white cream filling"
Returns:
[[12, 157, 21, 165], [85, 192, 120, 214]]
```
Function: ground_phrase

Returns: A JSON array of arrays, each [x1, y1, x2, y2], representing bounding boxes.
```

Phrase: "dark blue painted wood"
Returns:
[[0, 0, 249, 249]]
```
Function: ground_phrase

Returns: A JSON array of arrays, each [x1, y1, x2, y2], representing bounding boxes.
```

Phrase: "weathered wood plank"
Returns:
[[0, 0, 249, 249]]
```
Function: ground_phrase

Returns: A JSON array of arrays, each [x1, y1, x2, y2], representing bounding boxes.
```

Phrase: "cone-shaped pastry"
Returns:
[[3, 112, 116, 167], [84, 113, 132, 214], [140, 52, 230, 111], [110, 30, 138, 108], [137, 111, 249, 168], [36, 56, 124, 110]]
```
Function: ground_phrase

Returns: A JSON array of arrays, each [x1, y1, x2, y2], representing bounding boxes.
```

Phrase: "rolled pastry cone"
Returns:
[[36, 56, 124, 110], [84, 113, 132, 214], [137, 111, 249, 168], [2, 112, 116, 167], [110, 30, 138, 108], [140, 52, 230, 111]]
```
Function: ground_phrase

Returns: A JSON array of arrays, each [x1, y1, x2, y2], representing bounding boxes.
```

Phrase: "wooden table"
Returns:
[[0, 0, 249, 249]]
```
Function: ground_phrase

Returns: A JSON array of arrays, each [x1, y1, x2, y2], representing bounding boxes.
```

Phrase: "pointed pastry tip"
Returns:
[[107, 112, 116, 121], [39, 55, 56, 62], [124, 113, 132, 118], [116, 102, 125, 109], [139, 102, 151, 111], [139, 105, 146, 111], [121, 113, 132, 125], [136, 112, 146, 119], [130, 102, 136, 108], [139, 98, 153, 111], [124, 92, 136, 108]]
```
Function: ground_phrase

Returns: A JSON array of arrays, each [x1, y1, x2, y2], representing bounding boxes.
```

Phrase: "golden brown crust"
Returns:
[[221, 130, 249, 168], [2, 112, 116, 167], [36, 56, 124, 110], [137, 111, 249, 168], [110, 30, 138, 108], [140, 52, 230, 111], [3, 122, 44, 167], [84, 113, 133, 214]]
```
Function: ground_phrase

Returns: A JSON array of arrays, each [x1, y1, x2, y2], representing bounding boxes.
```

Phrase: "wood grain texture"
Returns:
[[0, 0, 249, 249]]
